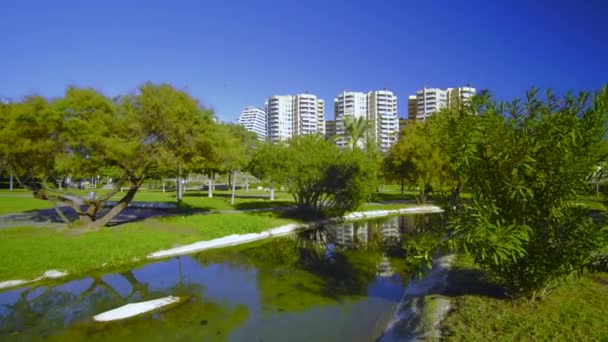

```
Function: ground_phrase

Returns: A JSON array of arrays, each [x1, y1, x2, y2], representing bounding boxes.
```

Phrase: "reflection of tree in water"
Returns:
[[49, 293, 249, 342], [0, 257, 242, 341]]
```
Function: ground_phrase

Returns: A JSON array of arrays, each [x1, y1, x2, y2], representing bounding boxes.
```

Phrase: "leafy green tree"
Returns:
[[385, 120, 452, 203], [446, 87, 608, 298], [1, 84, 215, 228], [249, 135, 376, 215]]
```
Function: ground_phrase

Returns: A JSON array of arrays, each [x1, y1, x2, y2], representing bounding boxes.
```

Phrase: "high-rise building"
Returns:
[[267, 93, 325, 143], [316, 99, 325, 136], [416, 87, 448, 121], [325, 120, 336, 140], [333, 90, 398, 152], [236, 106, 267, 141], [411, 86, 476, 121], [334, 91, 368, 148], [266, 95, 294, 143], [407, 95, 417, 121], [447, 86, 477, 109], [368, 90, 398, 152]]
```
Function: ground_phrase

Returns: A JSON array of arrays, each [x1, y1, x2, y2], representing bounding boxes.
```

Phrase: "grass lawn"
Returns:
[[0, 211, 299, 282], [0, 188, 295, 214], [441, 255, 608, 341]]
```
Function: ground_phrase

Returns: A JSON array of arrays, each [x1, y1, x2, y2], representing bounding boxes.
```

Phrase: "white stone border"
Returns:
[[93, 296, 182, 322], [0, 269, 68, 291], [147, 205, 443, 260]]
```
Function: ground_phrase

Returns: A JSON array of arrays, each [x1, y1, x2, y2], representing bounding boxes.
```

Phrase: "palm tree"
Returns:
[[343, 115, 369, 149]]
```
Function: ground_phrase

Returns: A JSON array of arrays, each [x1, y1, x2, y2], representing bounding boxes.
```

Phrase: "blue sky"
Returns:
[[1, 0, 607, 121]]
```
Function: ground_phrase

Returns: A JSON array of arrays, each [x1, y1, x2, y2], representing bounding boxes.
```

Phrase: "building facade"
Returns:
[[368, 90, 399, 152], [447, 86, 477, 109], [407, 95, 417, 121], [266, 95, 294, 143], [411, 86, 476, 121], [267, 93, 325, 143], [333, 90, 398, 152], [415, 87, 448, 121], [334, 91, 368, 148], [236, 106, 267, 141]]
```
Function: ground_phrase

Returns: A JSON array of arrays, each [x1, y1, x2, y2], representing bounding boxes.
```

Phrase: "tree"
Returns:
[[446, 87, 608, 298], [384, 120, 452, 203], [0, 84, 215, 228], [343, 115, 369, 149], [249, 135, 376, 215]]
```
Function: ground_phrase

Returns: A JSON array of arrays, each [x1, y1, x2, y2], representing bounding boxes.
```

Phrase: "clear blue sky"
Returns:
[[1, 0, 607, 121]]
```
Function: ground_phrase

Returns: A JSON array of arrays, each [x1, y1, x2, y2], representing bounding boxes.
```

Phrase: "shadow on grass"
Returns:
[[439, 267, 508, 299]]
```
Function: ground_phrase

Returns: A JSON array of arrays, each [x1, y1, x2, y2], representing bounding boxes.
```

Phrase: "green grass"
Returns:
[[0, 192, 53, 214], [0, 211, 299, 282], [0, 188, 295, 214], [441, 255, 608, 341]]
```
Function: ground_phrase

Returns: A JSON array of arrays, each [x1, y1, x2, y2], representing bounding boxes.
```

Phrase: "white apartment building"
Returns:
[[333, 90, 398, 152], [368, 90, 398, 152], [267, 93, 325, 143], [266, 95, 294, 143], [416, 87, 448, 121], [334, 91, 368, 148], [413, 86, 476, 121], [236, 106, 267, 141], [447, 86, 477, 108]]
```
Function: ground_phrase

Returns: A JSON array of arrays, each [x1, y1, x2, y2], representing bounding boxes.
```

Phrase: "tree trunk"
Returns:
[[400, 177, 405, 199], [230, 170, 237, 205], [176, 164, 183, 203], [270, 187, 275, 201], [245, 176, 249, 192], [9, 171, 13, 191], [208, 174, 213, 198], [162, 178, 165, 193], [88, 182, 141, 229]]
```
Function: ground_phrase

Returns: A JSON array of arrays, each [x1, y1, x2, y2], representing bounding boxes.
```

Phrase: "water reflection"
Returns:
[[0, 214, 442, 341]]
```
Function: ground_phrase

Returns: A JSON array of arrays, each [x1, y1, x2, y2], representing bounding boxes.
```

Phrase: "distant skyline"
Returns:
[[1, 0, 607, 121]]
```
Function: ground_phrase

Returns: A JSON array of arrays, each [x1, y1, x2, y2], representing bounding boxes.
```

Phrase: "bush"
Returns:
[[444, 87, 608, 298], [249, 136, 376, 216]]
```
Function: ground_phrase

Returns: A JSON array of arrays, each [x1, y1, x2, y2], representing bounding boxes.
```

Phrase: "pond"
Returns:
[[0, 213, 444, 341]]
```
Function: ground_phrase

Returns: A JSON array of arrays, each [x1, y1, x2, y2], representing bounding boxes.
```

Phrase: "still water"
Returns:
[[0, 214, 443, 341]]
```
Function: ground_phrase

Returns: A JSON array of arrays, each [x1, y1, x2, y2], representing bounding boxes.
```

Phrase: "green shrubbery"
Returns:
[[249, 135, 376, 216], [445, 87, 608, 298]]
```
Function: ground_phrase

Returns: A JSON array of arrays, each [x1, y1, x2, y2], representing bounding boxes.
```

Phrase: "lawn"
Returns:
[[441, 255, 608, 341], [0, 188, 295, 214], [0, 211, 299, 282]]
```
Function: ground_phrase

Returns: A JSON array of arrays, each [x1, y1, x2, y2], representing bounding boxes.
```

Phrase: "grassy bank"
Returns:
[[0, 199, 425, 283], [0, 211, 299, 282], [441, 255, 608, 341]]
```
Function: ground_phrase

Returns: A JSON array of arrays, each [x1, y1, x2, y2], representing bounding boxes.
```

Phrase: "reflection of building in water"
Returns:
[[380, 216, 401, 244], [376, 256, 395, 277], [333, 222, 356, 248], [356, 222, 369, 247]]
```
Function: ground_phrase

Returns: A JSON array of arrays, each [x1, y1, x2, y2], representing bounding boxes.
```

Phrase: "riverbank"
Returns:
[[440, 255, 608, 341], [0, 203, 441, 289]]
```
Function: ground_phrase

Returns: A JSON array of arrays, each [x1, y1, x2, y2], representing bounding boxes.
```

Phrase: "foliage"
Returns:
[[0, 84, 220, 228], [446, 87, 608, 298], [248, 135, 376, 216], [343, 115, 369, 149], [384, 120, 453, 203]]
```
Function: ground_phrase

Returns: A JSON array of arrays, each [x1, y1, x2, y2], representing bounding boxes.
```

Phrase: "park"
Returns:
[[0, 84, 606, 340]]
